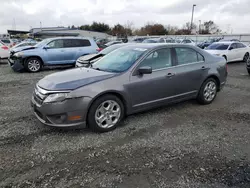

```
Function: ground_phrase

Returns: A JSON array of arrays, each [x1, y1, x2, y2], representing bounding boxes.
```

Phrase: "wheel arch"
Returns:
[[86, 91, 129, 123], [24, 56, 44, 65], [204, 75, 221, 91]]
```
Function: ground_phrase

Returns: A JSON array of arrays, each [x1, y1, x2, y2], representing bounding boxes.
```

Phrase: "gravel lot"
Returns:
[[0, 61, 250, 188]]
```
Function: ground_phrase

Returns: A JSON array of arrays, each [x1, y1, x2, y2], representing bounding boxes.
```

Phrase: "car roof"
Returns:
[[44, 37, 94, 41], [117, 43, 199, 50], [213, 41, 236, 44]]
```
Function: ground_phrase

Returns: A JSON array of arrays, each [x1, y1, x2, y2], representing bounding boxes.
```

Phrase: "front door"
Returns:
[[45, 39, 66, 65], [127, 48, 176, 112]]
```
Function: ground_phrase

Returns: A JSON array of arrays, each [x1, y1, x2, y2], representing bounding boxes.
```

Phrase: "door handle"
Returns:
[[166, 72, 175, 78], [201, 66, 207, 70]]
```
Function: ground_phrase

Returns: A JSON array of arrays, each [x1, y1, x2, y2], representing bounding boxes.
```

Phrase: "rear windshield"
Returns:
[[206, 43, 229, 50]]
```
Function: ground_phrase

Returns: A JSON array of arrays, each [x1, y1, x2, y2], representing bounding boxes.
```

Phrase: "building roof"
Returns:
[[7, 30, 30, 35]]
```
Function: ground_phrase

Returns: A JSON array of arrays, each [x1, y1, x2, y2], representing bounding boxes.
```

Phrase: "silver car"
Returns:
[[31, 44, 227, 132]]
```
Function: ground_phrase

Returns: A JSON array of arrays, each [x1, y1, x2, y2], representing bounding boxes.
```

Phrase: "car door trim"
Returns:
[[133, 90, 197, 107]]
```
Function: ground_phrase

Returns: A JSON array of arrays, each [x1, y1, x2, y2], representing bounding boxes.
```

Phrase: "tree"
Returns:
[[80, 22, 111, 33], [165, 25, 178, 35], [201, 20, 221, 34], [134, 23, 168, 36], [71, 25, 76, 29], [111, 24, 126, 36]]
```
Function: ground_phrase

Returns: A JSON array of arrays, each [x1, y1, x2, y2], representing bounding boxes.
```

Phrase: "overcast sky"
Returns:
[[0, 0, 249, 33]]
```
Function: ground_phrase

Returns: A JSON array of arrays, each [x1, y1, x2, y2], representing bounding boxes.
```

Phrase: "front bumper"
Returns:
[[31, 95, 92, 128], [8, 57, 25, 72]]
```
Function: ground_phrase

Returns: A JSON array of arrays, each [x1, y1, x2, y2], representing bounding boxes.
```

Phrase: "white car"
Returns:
[[180, 39, 196, 46], [0, 41, 10, 59], [205, 41, 250, 63]]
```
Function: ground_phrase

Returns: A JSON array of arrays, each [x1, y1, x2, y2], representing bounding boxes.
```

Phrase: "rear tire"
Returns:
[[87, 94, 124, 133], [243, 53, 249, 63], [24, 57, 42, 72], [247, 69, 250, 75], [197, 78, 218, 105]]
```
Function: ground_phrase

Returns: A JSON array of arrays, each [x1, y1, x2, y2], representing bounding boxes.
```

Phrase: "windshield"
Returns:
[[99, 45, 124, 55], [92, 47, 147, 73], [206, 43, 229, 50], [34, 39, 50, 47]]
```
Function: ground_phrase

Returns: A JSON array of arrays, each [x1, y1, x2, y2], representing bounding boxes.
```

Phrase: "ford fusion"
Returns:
[[31, 44, 227, 132]]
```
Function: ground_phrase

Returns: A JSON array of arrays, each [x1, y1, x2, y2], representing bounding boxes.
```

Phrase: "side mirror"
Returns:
[[43, 45, 50, 50], [138, 66, 152, 75], [229, 47, 233, 50]]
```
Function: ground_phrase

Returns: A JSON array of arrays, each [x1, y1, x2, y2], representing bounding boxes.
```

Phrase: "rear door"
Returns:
[[172, 47, 207, 97], [76, 39, 97, 57], [236, 43, 247, 60], [62, 39, 78, 64], [227, 43, 238, 62]]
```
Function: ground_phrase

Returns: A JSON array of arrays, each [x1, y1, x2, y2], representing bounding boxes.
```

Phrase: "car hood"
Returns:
[[37, 68, 117, 91], [77, 53, 104, 61], [11, 45, 36, 53]]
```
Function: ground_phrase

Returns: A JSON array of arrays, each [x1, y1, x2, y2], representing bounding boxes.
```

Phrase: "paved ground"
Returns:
[[0, 62, 250, 188]]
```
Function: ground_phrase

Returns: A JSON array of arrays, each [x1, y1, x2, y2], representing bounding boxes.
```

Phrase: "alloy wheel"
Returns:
[[28, 60, 40, 72], [203, 81, 217, 102], [95, 100, 121, 129]]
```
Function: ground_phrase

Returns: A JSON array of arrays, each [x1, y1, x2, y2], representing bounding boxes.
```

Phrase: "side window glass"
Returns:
[[231, 43, 237, 49], [63, 39, 73, 48], [197, 53, 205, 62], [47, 40, 64, 48], [175, 48, 199, 65], [139, 48, 172, 70], [159, 38, 165, 43], [79, 39, 91, 47]]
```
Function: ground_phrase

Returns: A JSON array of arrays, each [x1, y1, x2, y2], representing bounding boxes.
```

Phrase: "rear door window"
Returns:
[[175, 47, 204, 65], [71, 39, 91, 47]]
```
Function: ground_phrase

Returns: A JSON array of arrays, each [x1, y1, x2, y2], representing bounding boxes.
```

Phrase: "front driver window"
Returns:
[[139, 48, 172, 70], [47, 40, 64, 48]]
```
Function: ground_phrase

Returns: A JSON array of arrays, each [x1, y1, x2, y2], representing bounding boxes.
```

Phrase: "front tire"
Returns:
[[24, 57, 42, 72], [87, 94, 124, 133], [247, 69, 250, 75], [197, 78, 218, 105]]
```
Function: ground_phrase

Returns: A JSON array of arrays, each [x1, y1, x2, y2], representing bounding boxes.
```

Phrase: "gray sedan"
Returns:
[[31, 44, 227, 132]]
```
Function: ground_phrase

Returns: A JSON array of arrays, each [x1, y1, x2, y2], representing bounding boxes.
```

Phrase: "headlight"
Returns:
[[44, 93, 71, 103], [14, 52, 24, 57]]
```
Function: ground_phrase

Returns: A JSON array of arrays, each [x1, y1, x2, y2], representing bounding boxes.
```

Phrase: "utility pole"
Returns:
[[199, 20, 201, 34], [190, 4, 196, 34]]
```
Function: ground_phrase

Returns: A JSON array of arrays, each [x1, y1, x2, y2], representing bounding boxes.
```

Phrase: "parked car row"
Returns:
[[31, 43, 228, 133]]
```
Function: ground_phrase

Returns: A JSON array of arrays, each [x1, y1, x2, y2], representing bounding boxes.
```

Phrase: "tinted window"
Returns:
[[47, 40, 64, 48], [64, 39, 91, 48], [139, 48, 172, 70], [236, 43, 246, 48], [230, 43, 237, 49], [175, 48, 203, 65], [206, 43, 229, 50]]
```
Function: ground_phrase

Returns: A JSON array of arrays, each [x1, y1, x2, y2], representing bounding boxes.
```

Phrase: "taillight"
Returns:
[[1, 46, 9, 50], [96, 48, 103, 52]]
